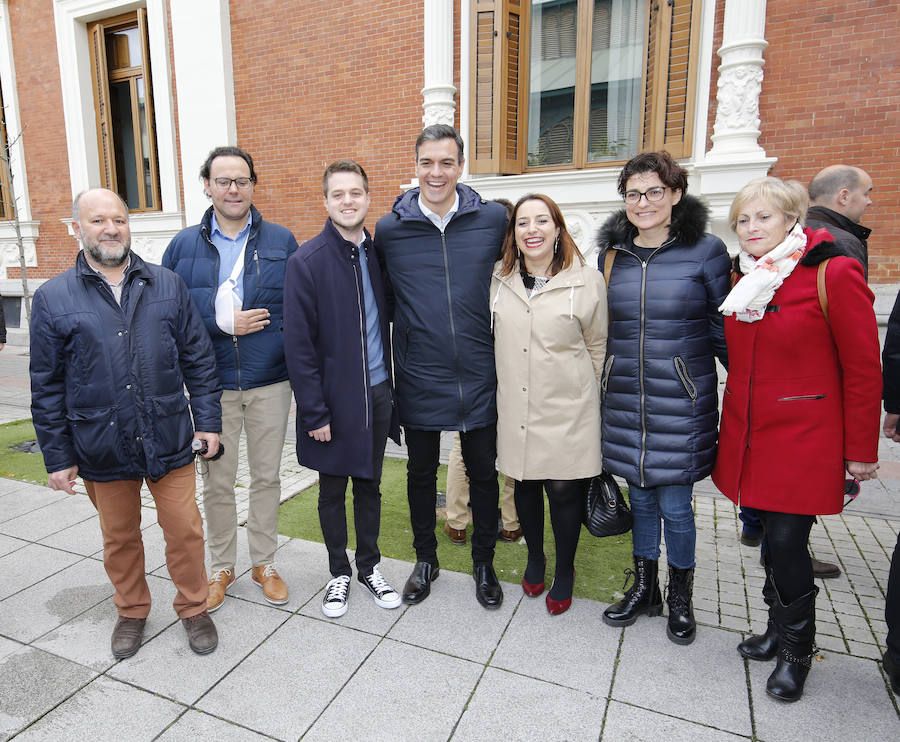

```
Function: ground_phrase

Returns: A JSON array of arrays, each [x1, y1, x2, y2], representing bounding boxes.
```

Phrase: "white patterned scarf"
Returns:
[[718, 223, 808, 323]]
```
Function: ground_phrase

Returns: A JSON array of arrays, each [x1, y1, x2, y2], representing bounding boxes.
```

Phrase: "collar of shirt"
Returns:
[[210, 211, 252, 242], [418, 192, 459, 232]]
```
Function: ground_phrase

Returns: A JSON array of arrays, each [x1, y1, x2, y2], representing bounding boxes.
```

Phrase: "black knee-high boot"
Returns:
[[766, 585, 818, 702], [739, 565, 779, 661]]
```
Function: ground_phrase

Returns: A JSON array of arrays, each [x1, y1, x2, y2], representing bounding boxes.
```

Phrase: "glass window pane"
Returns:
[[587, 0, 643, 162], [527, 0, 578, 166], [105, 26, 141, 70], [136, 78, 153, 207], [108, 80, 139, 209]]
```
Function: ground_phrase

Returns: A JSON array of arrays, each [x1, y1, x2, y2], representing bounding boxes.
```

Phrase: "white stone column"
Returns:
[[706, 0, 768, 161], [421, 0, 457, 127], [170, 0, 236, 223]]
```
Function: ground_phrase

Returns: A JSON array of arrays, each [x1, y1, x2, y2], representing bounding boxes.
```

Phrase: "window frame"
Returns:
[[0, 82, 12, 220]]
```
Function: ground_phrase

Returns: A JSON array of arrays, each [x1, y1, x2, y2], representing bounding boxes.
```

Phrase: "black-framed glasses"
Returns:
[[623, 186, 668, 205], [213, 177, 253, 191]]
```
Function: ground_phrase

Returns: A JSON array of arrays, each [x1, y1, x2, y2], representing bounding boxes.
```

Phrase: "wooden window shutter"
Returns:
[[641, 0, 701, 158], [469, 0, 524, 174], [88, 20, 116, 190]]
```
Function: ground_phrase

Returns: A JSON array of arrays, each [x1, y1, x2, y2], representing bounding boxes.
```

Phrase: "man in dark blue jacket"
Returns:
[[284, 160, 402, 618], [374, 125, 506, 609], [30, 188, 221, 659], [163, 147, 298, 612]]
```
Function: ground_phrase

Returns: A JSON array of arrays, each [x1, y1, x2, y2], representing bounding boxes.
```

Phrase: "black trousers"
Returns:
[[514, 478, 586, 578], [405, 424, 499, 565], [317, 381, 392, 578], [886, 530, 900, 662], [758, 510, 816, 603]]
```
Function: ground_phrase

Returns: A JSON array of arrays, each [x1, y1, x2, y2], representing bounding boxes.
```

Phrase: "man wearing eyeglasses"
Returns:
[[163, 146, 298, 612]]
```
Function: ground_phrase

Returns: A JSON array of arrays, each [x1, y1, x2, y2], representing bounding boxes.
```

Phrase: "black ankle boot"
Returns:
[[766, 586, 818, 702], [602, 556, 663, 627], [739, 567, 779, 661], [665, 565, 695, 645]]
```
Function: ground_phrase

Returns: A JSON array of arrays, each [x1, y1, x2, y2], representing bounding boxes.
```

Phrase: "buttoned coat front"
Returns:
[[491, 260, 608, 481]]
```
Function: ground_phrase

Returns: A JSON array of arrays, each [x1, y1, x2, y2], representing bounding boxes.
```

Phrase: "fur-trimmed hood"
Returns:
[[595, 193, 710, 255], [799, 228, 845, 267]]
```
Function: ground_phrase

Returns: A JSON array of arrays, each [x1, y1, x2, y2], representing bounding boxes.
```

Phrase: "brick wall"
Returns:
[[707, 0, 900, 282], [228, 0, 429, 245], [6, 1, 75, 279]]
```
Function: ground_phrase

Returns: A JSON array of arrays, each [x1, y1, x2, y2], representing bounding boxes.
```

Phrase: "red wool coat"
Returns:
[[712, 234, 881, 515]]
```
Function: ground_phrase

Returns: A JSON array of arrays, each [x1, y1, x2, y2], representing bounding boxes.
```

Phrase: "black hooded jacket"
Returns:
[[596, 195, 730, 488]]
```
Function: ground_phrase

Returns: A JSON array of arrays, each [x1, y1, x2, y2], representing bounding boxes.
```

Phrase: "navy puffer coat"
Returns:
[[596, 195, 730, 488], [374, 184, 505, 431]]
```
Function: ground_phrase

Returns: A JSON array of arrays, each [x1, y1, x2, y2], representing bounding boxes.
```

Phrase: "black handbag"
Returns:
[[584, 471, 632, 537]]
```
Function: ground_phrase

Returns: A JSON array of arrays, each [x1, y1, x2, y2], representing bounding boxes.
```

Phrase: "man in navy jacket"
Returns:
[[163, 147, 298, 611], [374, 125, 506, 609], [30, 188, 221, 659], [284, 160, 402, 618]]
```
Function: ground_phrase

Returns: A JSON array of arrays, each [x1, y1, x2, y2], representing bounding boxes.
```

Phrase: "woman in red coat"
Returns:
[[713, 177, 881, 702]]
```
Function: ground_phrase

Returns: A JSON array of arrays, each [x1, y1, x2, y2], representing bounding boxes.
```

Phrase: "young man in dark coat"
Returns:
[[373, 125, 507, 609], [283, 160, 402, 618]]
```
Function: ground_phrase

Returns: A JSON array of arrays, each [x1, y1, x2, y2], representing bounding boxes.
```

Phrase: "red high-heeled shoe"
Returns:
[[521, 556, 546, 597], [545, 592, 572, 615]]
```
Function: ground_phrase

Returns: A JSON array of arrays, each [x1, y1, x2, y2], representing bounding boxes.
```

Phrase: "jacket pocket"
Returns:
[[674, 356, 698, 401], [601, 354, 615, 396], [66, 405, 121, 470], [777, 394, 826, 401], [151, 391, 194, 456]]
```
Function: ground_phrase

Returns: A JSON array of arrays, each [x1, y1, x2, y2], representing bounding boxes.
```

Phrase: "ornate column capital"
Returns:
[[422, 0, 457, 127]]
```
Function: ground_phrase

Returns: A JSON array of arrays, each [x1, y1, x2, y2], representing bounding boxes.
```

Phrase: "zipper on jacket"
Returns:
[[254, 249, 260, 290], [439, 231, 467, 431], [232, 336, 242, 390], [601, 354, 615, 396], [674, 356, 698, 402], [351, 258, 371, 430]]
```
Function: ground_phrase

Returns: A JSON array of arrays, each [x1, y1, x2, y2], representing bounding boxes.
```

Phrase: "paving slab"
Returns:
[[0, 637, 22, 663], [493, 593, 619, 696], [602, 700, 750, 741], [156, 710, 273, 741], [613, 619, 752, 736], [0, 533, 26, 558], [0, 556, 111, 642], [455, 665, 607, 741], [11, 674, 184, 742], [36, 514, 103, 556], [0, 645, 96, 740], [197, 614, 380, 739], [0, 487, 68, 524], [302, 638, 482, 742], [107, 596, 289, 705], [749, 652, 900, 741], [0, 492, 96, 541], [32, 573, 181, 672], [386, 568, 519, 663], [0, 542, 82, 600]]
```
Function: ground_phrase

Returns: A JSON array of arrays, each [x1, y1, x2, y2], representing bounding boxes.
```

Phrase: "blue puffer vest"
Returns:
[[596, 195, 730, 487], [162, 205, 298, 391]]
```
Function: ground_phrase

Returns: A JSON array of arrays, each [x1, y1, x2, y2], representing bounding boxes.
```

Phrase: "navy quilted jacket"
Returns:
[[596, 195, 730, 487], [162, 205, 298, 391], [374, 184, 505, 431]]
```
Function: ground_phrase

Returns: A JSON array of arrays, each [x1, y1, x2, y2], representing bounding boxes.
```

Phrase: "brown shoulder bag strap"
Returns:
[[817, 258, 831, 325], [603, 250, 616, 284]]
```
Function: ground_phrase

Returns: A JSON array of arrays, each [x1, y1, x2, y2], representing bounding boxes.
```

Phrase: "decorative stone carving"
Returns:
[[713, 65, 763, 135], [422, 99, 456, 128]]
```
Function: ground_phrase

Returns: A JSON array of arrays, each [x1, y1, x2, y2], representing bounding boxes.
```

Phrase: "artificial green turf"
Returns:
[[278, 457, 634, 603], [0, 420, 49, 485]]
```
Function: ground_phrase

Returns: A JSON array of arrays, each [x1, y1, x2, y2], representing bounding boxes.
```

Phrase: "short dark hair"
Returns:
[[322, 159, 369, 196], [617, 150, 688, 196], [200, 146, 257, 183], [415, 124, 464, 163]]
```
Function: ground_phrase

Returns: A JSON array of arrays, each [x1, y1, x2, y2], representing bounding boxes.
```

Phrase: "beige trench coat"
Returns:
[[491, 259, 608, 481]]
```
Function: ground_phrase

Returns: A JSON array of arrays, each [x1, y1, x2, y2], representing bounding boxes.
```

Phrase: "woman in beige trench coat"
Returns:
[[491, 194, 608, 615]]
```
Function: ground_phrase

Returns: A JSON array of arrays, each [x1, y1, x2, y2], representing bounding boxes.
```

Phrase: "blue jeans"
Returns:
[[628, 484, 695, 569]]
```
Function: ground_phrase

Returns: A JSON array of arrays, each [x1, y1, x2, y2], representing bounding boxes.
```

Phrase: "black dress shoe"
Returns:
[[884, 651, 900, 695], [474, 564, 503, 609], [402, 561, 439, 605]]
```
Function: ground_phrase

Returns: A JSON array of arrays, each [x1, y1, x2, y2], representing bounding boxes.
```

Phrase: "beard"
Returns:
[[84, 238, 130, 267]]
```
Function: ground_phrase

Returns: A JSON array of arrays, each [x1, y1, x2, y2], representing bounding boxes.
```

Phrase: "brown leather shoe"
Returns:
[[207, 567, 235, 612], [499, 527, 523, 543], [443, 522, 466, 546], [182, 610, 218, 654], [111, 616, 146, 659], [812, 558, 841, 579], [252, 564, 289, 604]]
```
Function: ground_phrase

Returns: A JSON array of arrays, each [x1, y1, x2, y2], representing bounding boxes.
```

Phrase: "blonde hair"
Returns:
[[728, 177, 808, 232]]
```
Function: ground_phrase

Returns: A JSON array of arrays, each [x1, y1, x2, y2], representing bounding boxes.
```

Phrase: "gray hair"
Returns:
[[72, 189, 129, 222], [415, 124, 464, 163]]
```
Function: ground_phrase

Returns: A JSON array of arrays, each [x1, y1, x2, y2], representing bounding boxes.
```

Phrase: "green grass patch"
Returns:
[[0, 419, 49, 485], [279, 457, 634, 603]]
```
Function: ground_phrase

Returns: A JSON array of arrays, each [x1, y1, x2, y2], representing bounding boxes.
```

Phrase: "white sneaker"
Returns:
[[322, 575, 351, 618], [358, 566, 402, 609]]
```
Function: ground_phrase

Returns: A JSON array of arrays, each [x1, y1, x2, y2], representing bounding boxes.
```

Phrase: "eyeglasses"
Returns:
[[212, 177, 253, 191], [623, 187, 668, 205]]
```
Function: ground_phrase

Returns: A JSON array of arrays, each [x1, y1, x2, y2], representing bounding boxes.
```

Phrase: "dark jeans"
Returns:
[[887, 530, 900, 662], [317, 381, 392, 578], [405, 424, 498, 565], [758, 510, 816, 603]]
